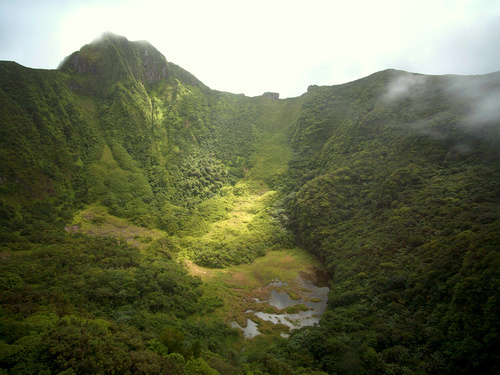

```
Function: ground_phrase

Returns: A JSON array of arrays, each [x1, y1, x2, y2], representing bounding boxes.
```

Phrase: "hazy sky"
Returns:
[[1, 0, 499, 97]]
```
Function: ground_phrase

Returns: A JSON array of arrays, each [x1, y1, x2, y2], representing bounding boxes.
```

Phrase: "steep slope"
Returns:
[[0, 34, 264, 227], [1, 33, 303, 266], [284, 70, 500, 373], [0, 60, 102, 237], [59, 32, 205, 93], [0, 34, 300, 374]]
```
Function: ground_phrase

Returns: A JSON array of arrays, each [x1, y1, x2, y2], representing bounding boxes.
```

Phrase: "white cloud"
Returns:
[[383, 73, 428, 101], [445, 73, 500, 127]]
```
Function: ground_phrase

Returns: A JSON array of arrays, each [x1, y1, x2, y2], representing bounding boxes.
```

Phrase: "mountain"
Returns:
[[0, 33, 498, 374]]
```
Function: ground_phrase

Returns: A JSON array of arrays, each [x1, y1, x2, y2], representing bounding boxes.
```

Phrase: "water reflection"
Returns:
[[230, 319, 260, 338], [268, 290, 297, 309], [230, 269, 329, 339], [269, 280, 289, 288]]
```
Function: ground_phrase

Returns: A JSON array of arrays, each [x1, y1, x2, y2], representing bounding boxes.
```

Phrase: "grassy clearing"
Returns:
[[67, 205, 165, 250], [67, 183, 322, 345], [248, 130, 292, 184], [200, 185, 273, 242], [248, 97, 305, 186], [176, 181, 291, 267], [185, 247, 326, 342]]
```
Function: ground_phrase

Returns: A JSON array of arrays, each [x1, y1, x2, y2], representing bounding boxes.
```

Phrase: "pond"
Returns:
[[230, 267, 330, 338], [229, 319, 260, 338]]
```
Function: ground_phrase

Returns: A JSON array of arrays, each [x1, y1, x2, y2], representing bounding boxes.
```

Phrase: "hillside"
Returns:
[[0, 33, 499, 374], [285, 70, 500, 373]]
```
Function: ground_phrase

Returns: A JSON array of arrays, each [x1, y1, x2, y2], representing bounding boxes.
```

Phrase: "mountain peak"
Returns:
[[58, 33, 205, 92], [92, 31, 126, 43], [59, 33, 165, 83]]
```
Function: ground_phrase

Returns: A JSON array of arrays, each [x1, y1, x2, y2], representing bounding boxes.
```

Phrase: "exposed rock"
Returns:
[[59, 52, 97, 75], [262, 92, 279, 100], [138, 42, 171, 84], [307, 85, 319, 92]]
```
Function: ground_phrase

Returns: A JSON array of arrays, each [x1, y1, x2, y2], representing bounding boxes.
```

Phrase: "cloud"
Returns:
[[381, 70, 500, 155], [445, 73, 500, 127], [468, 91, 500, 125], [382, 68, 500, 130], [382, 72, 428, 101]]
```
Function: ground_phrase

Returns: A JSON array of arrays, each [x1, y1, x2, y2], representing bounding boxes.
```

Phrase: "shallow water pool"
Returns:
[[230, 268, 329, 338]]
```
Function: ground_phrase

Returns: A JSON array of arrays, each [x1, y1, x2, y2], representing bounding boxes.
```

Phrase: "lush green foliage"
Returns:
[[0, 233, 240, 373], [284, 71, 500, 373], [1, 34, 498, 374]]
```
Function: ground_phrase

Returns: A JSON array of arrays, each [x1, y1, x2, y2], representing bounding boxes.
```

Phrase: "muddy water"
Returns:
[[230, 267, 330, 338]]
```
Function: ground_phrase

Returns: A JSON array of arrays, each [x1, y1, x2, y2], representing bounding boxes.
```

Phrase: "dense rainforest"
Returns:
[[0, 33, 498, 374]]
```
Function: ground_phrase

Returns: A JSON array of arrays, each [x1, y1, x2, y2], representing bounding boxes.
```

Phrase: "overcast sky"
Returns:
[[1, 0, 499, 98]]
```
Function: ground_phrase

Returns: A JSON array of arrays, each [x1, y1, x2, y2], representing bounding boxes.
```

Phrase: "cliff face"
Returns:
[[60, 51, 98, 75], [262, 92, 279, 99], [138, 41, 171, 84], [59, 33, 205, 94]]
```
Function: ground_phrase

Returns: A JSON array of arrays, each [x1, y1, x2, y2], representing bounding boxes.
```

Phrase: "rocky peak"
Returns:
[[262, 92, 279, 100], [58, 33, 170, 86], [58, 33, 206, 92]]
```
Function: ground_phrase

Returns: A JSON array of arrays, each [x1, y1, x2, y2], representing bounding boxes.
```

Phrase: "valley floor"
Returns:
[[66, 181, 329, 348], [185, 247, 328, 346]]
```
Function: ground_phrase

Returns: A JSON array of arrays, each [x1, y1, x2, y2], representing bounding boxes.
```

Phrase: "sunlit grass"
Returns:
[[68, 181, 322, 347], [174, 180, 290, 267], [67, 204, 165, 250], [184, 247, 326, 344], [200, 184, 273, 243]]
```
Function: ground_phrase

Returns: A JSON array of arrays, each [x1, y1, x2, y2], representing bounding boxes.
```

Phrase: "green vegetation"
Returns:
[[0, 234, 229, 374], [0, 34, 498, 374], [284, 71, 500, 373], [176, 181, 293, 268], [185, 248, 325, 339]]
